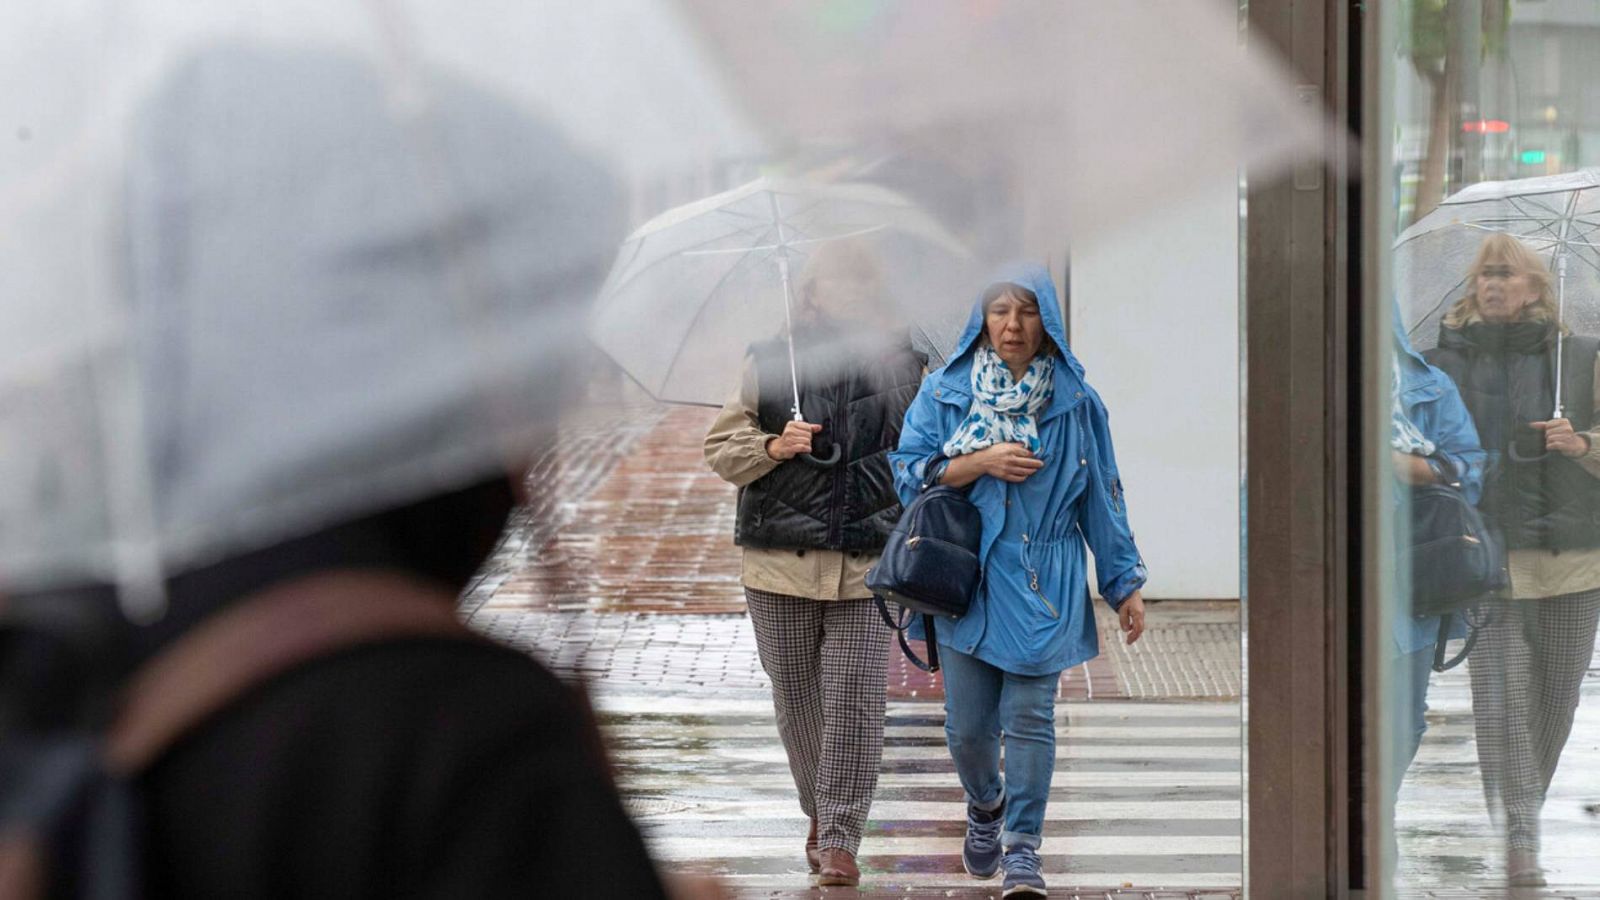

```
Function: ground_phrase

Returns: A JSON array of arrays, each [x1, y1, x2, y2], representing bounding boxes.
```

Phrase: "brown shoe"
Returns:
[[817, 848, 860, 887], [805, 819, 820, 873]]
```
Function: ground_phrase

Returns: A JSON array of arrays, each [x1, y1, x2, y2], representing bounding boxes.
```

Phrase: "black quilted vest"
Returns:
[[734, 328, 925, 552], [1427, 321, 1600, 551]]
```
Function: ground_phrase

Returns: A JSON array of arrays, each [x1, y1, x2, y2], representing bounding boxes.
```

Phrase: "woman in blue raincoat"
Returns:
[[889, 264, 1146, 897], [1386, 309, 1485, 858]]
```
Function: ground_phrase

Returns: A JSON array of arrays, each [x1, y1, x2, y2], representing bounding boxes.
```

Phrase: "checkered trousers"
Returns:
[[1467, 588, 1600, 852], [744, 588, 891, 854]]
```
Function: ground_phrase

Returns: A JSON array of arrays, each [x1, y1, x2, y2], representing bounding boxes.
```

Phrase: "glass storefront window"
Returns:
[[1380, 1, 1600, 891]]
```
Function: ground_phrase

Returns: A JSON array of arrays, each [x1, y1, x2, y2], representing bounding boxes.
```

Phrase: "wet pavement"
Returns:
[[464, 396, 1245, 898], [461, 393, 1600, 898], [1395, 657, 1600, 895]]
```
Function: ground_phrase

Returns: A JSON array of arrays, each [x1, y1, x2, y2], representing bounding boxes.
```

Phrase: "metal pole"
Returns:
[[1554, 251, 1568, 418], [1553, 192, 1578, 419], [768, 191, 805, 421]]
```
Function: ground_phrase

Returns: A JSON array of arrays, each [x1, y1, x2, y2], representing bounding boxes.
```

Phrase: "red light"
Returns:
[[1462, 119, 1510, 134]]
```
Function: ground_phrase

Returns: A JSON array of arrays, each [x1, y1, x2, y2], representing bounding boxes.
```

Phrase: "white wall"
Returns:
[[1070, 165, 1240, 600]]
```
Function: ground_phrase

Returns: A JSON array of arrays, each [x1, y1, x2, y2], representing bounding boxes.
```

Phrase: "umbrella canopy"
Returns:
[[0, 4, 691, 613], [1397, 169, 1600, 350], [673, 0, 1327, 241], [589, 176, 974, 409]]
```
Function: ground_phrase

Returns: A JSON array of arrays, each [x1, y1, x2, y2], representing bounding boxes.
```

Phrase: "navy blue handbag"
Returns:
[[866, 462, 983, 672], [1406, 482, 1508, 671]]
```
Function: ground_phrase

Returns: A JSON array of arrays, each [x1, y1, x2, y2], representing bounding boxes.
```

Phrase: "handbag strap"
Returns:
[[873, 595, 940, 673], [104, 569, 479, 776], [1432, 611, 1481, 672]]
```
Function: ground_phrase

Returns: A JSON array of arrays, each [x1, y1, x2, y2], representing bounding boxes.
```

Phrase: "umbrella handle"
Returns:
[[799, 444, 843, 468], [1507, 443, 1551, 464], [790, 410, 842, 468], [1509, 418, 1555, 463]]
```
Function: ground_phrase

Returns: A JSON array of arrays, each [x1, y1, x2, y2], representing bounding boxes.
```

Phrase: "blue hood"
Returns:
[[1393, 299, 1429, 371], [949, 262, 1087, 383], [1392, 296, 1449, 400]]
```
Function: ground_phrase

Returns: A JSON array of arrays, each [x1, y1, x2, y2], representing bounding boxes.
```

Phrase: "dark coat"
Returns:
[[140, 635, 665, 899], [735, 327, 924, 552], [1427, 321, 1600, 551]]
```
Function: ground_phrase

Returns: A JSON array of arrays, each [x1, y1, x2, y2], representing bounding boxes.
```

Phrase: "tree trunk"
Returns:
[[1412, 65, 1454, 227]]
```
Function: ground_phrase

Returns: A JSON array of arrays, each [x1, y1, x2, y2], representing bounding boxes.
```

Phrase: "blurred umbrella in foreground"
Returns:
[[589, 176, 973, 425], [0, 4, 656, 616], [674, 0, 1328, 244]]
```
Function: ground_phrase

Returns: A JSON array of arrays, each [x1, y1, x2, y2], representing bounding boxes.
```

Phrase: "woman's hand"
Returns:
[[1391, 450, 1435, 485], [975, 442, 1046, 483], [1532, 418, 1591, 458], [1118, 591, 1147, 645], [766, 420, 823, 461]]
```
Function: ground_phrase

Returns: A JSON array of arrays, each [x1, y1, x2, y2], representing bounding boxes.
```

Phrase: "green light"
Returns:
[[1521, 150, 1547, 165]]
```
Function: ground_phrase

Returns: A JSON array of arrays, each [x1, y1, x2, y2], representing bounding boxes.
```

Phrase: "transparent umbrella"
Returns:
[[589, 175, 974, 420], [1396, 169, 1600, 418], [0, 2, 743, 616], [673, 0, 1328, 242]]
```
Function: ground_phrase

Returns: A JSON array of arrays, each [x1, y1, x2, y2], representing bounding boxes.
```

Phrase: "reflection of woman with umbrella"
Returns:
[[1424, 233, 1600, 888], [704, 241, 924, 888]]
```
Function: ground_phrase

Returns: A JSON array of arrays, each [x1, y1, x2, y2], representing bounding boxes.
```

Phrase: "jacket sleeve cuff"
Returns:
[[910, 454, 948, 491], [1577, 429, 1600, 479], [1101, 563, 1148, 609]]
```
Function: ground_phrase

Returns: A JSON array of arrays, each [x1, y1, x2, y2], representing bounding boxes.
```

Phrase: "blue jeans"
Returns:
[[1388, 646, 1435, 802], [940, 647, 1060, 849]]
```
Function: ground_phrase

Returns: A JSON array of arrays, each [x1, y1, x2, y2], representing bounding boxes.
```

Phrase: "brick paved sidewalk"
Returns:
[[467, 403, 1241, 702]]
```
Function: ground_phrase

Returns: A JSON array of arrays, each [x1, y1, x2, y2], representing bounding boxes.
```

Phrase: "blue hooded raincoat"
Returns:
[[890, 264, 1147, 676], [1391, 311, 1487, 655]]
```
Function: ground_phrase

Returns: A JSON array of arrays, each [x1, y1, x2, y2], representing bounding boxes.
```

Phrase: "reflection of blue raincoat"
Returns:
[[890, 264, 1146, 676], [1392, 313, 1486, 654]]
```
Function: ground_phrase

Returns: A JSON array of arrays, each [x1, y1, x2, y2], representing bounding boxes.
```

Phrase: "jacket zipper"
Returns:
[[1014, 486, 1059, 618], [827, 384, 848, 546], [1028, 568, 1058, 617]]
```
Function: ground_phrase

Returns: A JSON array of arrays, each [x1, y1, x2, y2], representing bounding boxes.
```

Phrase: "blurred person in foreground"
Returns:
[[0, 43, 724, 899], [889, 264, 1147, 898], [704, 240, 924, 888], [1424, 233, 1600, 888]]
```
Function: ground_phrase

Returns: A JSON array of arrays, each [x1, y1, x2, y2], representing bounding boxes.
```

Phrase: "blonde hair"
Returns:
[[796, 239, 887, 322], [1441, 233, 1559, 329]]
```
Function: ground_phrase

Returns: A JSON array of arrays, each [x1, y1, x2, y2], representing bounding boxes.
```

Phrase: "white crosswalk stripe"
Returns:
[[598, 693, 1245, 893]]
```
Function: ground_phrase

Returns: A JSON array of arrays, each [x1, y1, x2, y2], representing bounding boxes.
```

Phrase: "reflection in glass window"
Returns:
[[1387, 1, 1600, 891]]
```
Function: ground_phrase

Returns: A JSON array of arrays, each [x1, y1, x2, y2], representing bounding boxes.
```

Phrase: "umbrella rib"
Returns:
[[1507, 195, 1571, 247], [910, 319, 947, 367], [602, 221, 776, 299], [682, 243, 783, 257], [712, 205, 780, 226], [655, 248, 776, 396], [768, 195, 831, 238], [1407, 272, 1473, 342], [785, 224, 891, 247]]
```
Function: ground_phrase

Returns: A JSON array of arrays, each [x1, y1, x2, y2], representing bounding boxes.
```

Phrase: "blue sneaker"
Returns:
[[1001, 844, 1047, 897], [961, 794, 1005, 878]]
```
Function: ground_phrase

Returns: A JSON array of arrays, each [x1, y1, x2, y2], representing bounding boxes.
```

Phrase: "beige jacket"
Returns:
[[703, 356, 878, 600]]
